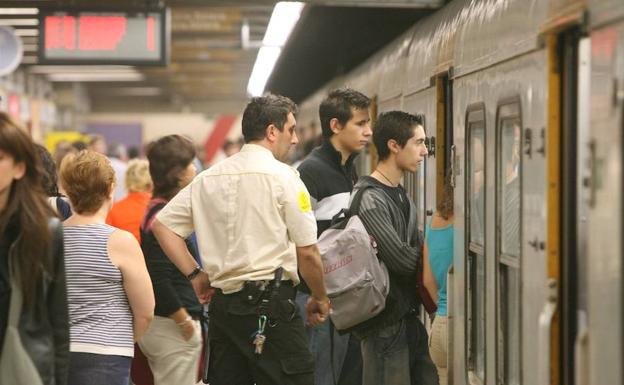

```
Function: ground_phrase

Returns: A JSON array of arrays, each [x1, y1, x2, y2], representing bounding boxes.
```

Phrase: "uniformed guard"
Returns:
[[152, 94, 331, 385]]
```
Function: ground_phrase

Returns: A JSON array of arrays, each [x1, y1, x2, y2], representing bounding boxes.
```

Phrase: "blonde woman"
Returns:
[[60, 151, 154, 385], [106, 159, 153, 242]]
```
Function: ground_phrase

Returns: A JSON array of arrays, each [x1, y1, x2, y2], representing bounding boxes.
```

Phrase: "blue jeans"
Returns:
[[361, 314, 438, 385], [295, 291, 362, 385], [68, 352, 132, 385]]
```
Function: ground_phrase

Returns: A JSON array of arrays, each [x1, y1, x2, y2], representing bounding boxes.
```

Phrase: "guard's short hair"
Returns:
[[319, 88, 370, 138], [125, 159, 152, 193], [242, 94, 298, 143], [60, 150, 115, 214], [373, 111, 425, 161]]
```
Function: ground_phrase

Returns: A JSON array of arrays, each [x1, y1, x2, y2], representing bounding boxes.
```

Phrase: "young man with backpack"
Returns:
[[297, 88, 372, 385], [352, 111, 438, 385]]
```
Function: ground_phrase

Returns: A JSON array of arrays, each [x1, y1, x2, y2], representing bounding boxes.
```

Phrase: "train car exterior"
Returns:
[[297, 0, 624, 384]]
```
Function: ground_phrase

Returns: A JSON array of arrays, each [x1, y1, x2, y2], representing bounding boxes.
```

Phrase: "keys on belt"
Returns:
[[249, 267, 283, 356]]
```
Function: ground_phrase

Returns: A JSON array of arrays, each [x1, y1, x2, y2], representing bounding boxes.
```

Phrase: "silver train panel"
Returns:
[[451, 49, 548, 385], [378, 29, 413, 103], [587, 19, 624, 385], [591, 0, 624, 29]]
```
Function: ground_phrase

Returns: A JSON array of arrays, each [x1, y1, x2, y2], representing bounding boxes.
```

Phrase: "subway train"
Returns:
[[295, 0, 623, 384]]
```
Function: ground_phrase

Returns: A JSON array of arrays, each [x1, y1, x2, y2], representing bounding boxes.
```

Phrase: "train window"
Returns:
[[466, 104, 486, 384], [496, 100, 522, 385]]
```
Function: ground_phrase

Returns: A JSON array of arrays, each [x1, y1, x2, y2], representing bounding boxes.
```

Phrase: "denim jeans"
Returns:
[[361, 313, 438, 385], [68, 352, 132, 385], [295, 291, 362, 385]]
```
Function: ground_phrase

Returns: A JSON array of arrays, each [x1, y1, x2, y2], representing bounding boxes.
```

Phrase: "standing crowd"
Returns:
[[0, 87, 454, 385]]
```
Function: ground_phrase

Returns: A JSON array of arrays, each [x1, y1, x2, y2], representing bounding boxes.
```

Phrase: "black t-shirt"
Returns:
[[378, 183, 410, 225]]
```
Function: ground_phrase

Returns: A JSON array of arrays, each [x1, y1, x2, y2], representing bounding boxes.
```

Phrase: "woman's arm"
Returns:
[[108, 229, 155, 341], [423, 241, 439, 303]]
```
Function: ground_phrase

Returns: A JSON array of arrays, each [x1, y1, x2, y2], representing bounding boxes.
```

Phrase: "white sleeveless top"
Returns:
[[63, 224, 134, 357]]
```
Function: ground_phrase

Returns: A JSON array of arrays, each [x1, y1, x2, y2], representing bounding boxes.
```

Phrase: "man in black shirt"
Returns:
[[353, 111, 438, 385], [297, 88, 371, 385]]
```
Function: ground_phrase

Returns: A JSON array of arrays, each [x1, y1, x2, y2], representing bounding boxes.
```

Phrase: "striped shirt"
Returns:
[[63, 223, 134, 357], [350, 176, 422, 337]]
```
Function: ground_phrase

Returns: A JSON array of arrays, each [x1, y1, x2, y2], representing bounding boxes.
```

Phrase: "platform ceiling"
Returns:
[[1, 0, 442, 115]]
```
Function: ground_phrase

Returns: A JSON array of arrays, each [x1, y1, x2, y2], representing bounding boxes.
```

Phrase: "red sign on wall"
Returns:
[[39, 10, 168, 65]]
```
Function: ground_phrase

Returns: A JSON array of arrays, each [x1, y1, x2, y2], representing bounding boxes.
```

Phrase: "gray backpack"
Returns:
[[318, 187, 390, 331]]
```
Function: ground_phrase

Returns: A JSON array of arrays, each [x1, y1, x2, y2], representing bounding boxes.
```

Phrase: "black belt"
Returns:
[[215, 280, 296, 301]]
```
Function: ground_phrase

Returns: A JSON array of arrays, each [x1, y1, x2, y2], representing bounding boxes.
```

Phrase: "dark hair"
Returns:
[[37, 144, 59, 197], [127, 146, 140, 160], [373, 111, 425, 161], [319, 88, 370, 138], [147, 135, 196, 200], [436, 173, 454, 220], [0, 113, 54, 305], [71, 140, 87, 152], [241, 94, 298, 143]]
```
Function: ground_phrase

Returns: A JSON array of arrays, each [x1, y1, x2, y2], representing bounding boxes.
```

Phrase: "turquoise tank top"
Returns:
[[426, 221, 454, 316]]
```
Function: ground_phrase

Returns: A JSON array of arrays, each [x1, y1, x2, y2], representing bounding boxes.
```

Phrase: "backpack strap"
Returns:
[[141, 201, 167, 235], [329, 185, 372, 225]]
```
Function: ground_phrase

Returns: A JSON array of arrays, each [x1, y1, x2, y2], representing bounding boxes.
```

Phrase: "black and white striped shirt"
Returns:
[[64, 223, 134, 357]]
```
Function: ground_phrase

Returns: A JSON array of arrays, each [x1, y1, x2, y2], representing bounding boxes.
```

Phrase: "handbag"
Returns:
[[0, 257, 44, 385]]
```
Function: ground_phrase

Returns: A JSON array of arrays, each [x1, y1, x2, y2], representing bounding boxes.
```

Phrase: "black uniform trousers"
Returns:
[[208, 283, 314, 385]]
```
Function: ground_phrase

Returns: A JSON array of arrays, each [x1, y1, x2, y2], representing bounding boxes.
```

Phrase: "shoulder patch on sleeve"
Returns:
[[298, 191, 312, 213]]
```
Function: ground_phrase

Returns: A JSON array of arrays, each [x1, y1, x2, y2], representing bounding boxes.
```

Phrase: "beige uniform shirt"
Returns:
[[157, 144, 317, 294]]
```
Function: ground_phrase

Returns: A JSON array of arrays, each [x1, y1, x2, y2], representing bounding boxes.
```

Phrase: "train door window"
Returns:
[[466, 104, 486, 384], [496, 100, 522, 385]]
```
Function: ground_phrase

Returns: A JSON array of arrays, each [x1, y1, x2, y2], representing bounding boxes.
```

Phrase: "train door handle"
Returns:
[[524, 128, 533, 158], [538, 279, 558, 385], [574, 312, 589, 385], [536, 127, 546, 157], [450, 144, 458, 187], [426, 136, 436, 157]]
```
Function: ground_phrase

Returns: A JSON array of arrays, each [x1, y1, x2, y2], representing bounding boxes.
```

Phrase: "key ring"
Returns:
[[258, 315, 267, 334]]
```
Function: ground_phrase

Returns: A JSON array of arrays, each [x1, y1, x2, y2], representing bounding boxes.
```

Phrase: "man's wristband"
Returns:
[[186, 266, 202, 281]]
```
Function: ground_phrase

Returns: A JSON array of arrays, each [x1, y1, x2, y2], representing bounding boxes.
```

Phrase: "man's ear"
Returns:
[[266, 123, 278, 142], [387, 139, 400, 155], [329, 118, 342, 135]]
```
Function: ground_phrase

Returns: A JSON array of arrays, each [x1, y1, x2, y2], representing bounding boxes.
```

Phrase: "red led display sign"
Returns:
[[38, 9, 169, 65]]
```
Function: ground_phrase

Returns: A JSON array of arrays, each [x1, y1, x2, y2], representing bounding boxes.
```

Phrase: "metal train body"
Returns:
[[297, 0, 623, 384]]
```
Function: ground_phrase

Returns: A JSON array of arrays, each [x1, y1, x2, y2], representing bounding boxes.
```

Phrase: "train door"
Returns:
[[585, 19, 624, 385], [403, 87, 437, 236], [559, 28, 588, 385]]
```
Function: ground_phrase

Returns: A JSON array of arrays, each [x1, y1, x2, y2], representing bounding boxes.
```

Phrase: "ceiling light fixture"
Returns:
[[47, 72, 145, 82], [0, 8, 39, 15], [246, 1, 304, 97], [0, 19, 39, 26]]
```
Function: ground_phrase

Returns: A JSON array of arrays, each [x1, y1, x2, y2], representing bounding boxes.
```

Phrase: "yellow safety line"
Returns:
[[546, 33, 561, 385]]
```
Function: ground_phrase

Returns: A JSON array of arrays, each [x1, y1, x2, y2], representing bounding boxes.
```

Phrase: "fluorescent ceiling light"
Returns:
[[0, 8, 39, 15], [247, 46, 281, 97], [263, 2, 305, 47], [0, 19, 38, 26], [13, 29, 37, 37], [29, 65, 136, 74], [47, 72, 145, 82], [247, 2, 305, 97]]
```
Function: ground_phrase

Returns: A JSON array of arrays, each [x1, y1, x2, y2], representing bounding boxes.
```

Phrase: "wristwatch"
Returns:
[[186, 266, 202, 281]]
